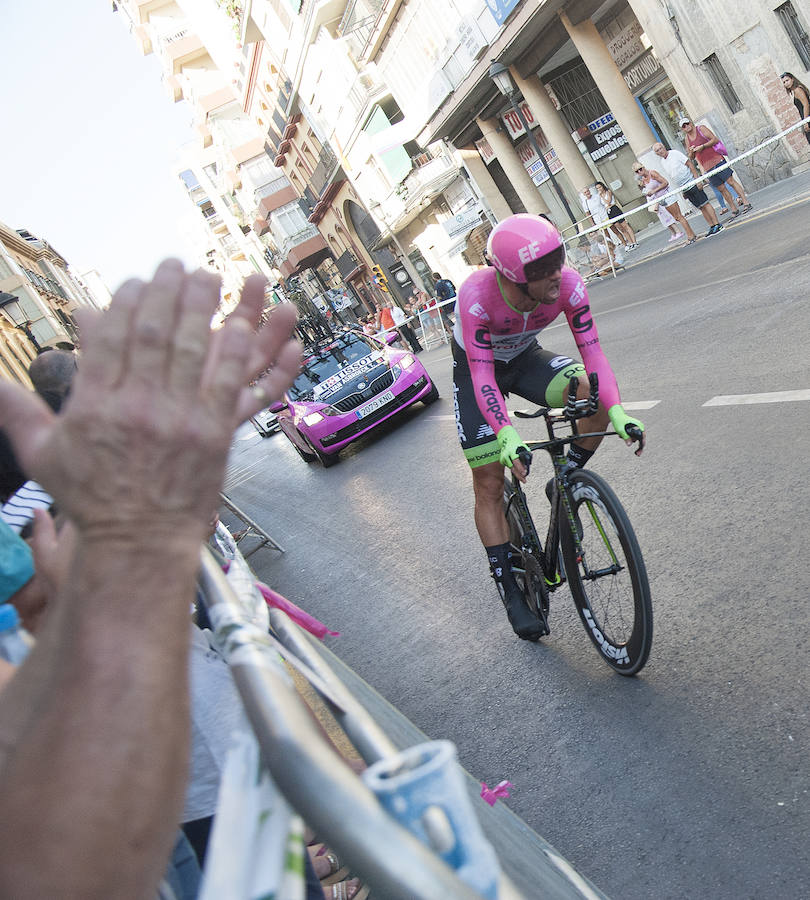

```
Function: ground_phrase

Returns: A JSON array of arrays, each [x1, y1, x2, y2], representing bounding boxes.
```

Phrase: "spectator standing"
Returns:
[[581, 185, 611, 235], [652, 142, 723, 236], [781, 72, 810, 144], [633, 163, 686, 242], [681, 116, 752, 216], [390, 301, 423, 353], [378, 301, 396, 334], [431, 273, 455, 331], [595, 182, 636, 249]]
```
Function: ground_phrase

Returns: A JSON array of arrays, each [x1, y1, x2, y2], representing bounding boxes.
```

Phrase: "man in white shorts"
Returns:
[[652, 142, 723, 237]]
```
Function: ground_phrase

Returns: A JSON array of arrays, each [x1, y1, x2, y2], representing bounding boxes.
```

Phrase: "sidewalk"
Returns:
[[615, 165, 810, 269]]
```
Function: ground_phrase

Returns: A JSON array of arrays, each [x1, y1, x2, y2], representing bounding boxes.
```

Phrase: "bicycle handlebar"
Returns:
[[515, 374, 600, 422]]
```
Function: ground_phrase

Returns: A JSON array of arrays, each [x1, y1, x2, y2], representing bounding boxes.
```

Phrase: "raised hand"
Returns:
[[0, 262, 301, 542]]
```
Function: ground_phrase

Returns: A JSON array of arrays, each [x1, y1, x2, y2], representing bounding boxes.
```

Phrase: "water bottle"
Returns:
[[0, 604, 35, 664]]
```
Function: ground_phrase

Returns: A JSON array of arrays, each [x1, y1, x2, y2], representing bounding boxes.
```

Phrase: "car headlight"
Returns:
[[400, 354, 416, 369], [303, 411, 325, 426]]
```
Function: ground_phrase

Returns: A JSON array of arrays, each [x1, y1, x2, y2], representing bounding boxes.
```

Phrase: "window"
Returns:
[[703, 54, 742, 113], [776, 1, 810, 70], [547, 62, 609, 131]]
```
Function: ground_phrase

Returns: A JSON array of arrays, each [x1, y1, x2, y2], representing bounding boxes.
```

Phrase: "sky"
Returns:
[[1, 0, 202, 292]]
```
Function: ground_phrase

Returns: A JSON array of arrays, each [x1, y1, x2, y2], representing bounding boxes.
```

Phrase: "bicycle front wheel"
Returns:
[[559, 469, 652, 675]]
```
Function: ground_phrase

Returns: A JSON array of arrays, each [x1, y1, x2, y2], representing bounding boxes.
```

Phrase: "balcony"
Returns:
[[257, 185, 298, 217], [229, 136, 266, 167], [160, 30, 209, 75], [310, 145, 339, 197], [277, 228, 330, 278], [135, 0, 174, 25], [402, 145, 457, 198]]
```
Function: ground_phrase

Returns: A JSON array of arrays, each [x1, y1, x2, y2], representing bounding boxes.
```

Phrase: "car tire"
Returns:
[[292, 431, 317, 463], [422, 381, 440, 404], [313, 443, 340, 468]]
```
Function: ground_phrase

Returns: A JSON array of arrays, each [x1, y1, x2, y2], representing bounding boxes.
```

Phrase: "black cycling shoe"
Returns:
[[500, 582, 545, 640]]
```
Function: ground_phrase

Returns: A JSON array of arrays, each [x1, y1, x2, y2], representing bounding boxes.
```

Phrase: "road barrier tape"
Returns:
[[562, 114, 810, 245]]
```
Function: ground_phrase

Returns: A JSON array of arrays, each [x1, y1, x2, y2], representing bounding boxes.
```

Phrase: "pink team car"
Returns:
[[270, 330, 439, 467]]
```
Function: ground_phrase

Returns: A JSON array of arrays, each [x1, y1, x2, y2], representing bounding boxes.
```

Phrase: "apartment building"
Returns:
[[119, 0, 810, 295], [0, 223, 89, 384], [116, 0, 289, 307]]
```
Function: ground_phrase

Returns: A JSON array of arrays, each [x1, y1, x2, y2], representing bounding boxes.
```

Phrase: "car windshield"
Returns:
[[289, 333, 377, 400]]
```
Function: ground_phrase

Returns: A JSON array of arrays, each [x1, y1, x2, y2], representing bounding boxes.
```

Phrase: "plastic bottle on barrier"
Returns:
[[0, 603, 35, 664]]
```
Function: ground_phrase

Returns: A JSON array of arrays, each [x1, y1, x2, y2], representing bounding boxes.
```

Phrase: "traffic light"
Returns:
[[371, 264, 389, 292]]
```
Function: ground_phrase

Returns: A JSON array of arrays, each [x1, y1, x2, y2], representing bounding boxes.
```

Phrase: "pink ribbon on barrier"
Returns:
[[480, 780, 513, 806], [255, 581, 340, 640]]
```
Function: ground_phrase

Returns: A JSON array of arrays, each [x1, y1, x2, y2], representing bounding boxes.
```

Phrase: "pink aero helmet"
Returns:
[[486, 214, 563, 283]]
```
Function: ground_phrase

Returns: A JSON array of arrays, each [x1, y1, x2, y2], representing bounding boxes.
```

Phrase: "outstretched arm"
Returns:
[[0, 263, 301, 898]]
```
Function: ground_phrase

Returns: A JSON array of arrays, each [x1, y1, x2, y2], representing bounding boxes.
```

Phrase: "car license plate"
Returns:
[[356, 390, 394, 419]]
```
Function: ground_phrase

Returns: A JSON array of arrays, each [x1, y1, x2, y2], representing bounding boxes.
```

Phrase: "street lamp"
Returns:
[[0, 292, 25, 327], [488, 60, 578, 228], [0, 291, 41, 352]]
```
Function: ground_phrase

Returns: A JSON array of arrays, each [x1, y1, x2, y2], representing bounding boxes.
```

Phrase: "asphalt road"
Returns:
[[224, 196, 810, 900]]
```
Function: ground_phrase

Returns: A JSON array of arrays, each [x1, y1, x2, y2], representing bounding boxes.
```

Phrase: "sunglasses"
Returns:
[[633, 167, 643, 173], [680, 122, 691, 128], [525, 246, 566, 281]]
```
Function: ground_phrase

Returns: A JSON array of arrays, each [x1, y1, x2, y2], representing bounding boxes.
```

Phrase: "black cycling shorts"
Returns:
[[452, 339, 585, 468]]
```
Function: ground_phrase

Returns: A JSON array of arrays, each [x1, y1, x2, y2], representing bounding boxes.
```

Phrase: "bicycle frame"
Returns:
[[508, 412, 614, 587]]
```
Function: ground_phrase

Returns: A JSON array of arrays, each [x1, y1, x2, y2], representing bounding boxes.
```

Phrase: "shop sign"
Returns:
[[442, 206, 484, 239], [501, 102, 546, 140], [475, 135, 496, 165], [484, 0, 521, 27], [623, 49, 663, 93], [605, 21, 646, 70], [515, 138, 564, 185], [456, 17, 486, 66], [580, 113, 629, 162]]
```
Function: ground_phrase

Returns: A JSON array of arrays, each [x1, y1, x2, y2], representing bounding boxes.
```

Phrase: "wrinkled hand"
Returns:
[[0, 261, 301, 541]]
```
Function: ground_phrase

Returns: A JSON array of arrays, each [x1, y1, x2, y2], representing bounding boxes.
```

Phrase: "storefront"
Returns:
[[603, 8, 686, 151]]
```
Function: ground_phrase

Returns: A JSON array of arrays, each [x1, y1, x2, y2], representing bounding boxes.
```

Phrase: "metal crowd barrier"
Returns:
[[197, 547, 606, 899], [379, 298, 455, 350], [219, 492, 285, 555]]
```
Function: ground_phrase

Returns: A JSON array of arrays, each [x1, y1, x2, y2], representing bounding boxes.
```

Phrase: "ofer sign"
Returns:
[[580, 112, 629, 163]]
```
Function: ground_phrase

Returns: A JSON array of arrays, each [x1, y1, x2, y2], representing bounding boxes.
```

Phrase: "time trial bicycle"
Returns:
[[499, 374, 652, 675]]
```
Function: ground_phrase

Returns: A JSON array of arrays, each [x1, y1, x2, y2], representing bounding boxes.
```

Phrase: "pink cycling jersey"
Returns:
[[452, 265, 621, 434]]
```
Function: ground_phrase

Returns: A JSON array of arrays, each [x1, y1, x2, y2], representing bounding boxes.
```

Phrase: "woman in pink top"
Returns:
[[633, 163, 685, 242], [681, 116, 751, 216]]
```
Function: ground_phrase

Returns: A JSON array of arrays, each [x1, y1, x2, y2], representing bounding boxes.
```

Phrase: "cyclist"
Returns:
[[453, 214, 645, 640]]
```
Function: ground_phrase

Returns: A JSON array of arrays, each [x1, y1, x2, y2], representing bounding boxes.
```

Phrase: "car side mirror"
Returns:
[[268, 401, 286, 413]]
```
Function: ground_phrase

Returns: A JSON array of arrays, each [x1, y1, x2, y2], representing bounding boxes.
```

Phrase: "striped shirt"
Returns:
[[1, 481, 53, 533]]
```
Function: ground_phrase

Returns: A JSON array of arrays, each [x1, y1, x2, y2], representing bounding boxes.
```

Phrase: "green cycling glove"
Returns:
[[496, 424, 529, 468], [608, 404, 645, 440]]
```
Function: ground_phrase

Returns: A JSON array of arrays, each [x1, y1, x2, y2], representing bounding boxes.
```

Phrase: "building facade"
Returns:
[[0, 223, 91, 384], [118, 0, 810, 297]]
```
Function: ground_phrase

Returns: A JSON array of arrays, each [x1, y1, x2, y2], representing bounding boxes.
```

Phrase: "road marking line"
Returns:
[[623, 401, 660, 410], [704, 390, 810, 406]]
